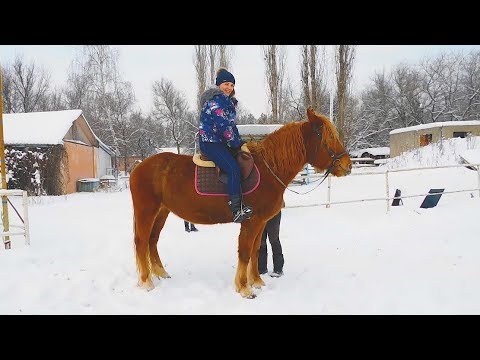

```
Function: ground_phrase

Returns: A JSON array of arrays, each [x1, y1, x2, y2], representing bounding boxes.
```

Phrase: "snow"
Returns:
[[389, 120, 480, 135], [3, 109, 83, 145], [237, 124, 283, 136], [1, 137, 480, 314], [351, 147, 390, 157]]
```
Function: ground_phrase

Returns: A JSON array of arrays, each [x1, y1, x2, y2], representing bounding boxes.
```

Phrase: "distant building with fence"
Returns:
[[389, 120, 480, 157]]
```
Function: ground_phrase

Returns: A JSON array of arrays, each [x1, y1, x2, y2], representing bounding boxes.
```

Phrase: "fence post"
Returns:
[[326, 174, 331, 208], [22, 191, 30, 245], [385, 170, 390, 212], [478, 166, 480, 198]]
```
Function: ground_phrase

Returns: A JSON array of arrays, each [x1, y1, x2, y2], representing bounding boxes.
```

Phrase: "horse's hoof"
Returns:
[[137, 279, 154, 291], [252, 278, 265, 288], [239, 287, 256, 298], [156, 272, 171, 279], [152, 265, 170, 279]]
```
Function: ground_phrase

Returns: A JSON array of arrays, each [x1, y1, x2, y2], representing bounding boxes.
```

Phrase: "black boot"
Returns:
[[228, 195, 253, 223], [190, 224, 199, 232], [184, 221, 191, 232]]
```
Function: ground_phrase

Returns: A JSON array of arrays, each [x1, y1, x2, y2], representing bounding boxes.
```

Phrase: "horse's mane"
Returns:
[[249, 121, 307, 173], [248, 112, 341, 173], [318, 112, 341, 148]]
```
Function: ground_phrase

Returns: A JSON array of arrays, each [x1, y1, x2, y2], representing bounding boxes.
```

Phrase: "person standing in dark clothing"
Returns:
[[258, 205, 284, 277]]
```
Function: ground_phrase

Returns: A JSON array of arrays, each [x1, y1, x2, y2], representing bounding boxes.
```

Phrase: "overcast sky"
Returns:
[[1, 45, 480, 118]]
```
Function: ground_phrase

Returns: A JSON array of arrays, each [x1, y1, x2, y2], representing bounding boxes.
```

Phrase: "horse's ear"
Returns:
[[307, 107, 331, 125], [306, 107, 316, 122], [306, 107, 323, 126]]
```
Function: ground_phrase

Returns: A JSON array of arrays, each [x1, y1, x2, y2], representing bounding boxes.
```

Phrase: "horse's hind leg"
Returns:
[[149, 206, 171, 279], [133, 206, 158, 291]]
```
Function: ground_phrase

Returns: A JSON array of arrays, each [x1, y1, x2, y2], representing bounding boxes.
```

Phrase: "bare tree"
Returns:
[[152, 78, 192, 154], [218, 45, 232, 69], [48, 88, 67, 110], [354, 72, 396, 148], [262, 45, 287, 123], [1, 66, 17, 113], [208, 45, 219, 85], [390, 63, 424, 128], [300, 45, 328, 114], [335, 45, 356, 144], [66, 45, 135, 162], [300, 46, 310, 111], [206, 45, 233, 84], [459, 50, 480, 119], [2, 55, 52, 113], [194, 45, 208, 113], [64, 67, 91, 111]]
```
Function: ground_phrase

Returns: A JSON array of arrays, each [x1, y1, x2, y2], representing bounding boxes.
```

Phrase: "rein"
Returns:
[[262, 124, 347, 195], [262, 157, 329, 195]]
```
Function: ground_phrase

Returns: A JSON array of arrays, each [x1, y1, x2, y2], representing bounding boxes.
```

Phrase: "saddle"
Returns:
[[193, 144, 254, 180], [192, 144, 260, 196]]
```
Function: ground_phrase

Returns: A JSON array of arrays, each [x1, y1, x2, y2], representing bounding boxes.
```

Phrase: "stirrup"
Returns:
[[241, 205, 253, 218], [233, 207, 253, 223], [233, 209, 247, 223]]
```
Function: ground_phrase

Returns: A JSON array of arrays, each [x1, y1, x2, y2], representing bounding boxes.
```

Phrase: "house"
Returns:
[[389, 120, 480, 157], [3, 109, 116, 195], [117, 147, 188, 175], [349, 147, 390, 166], [237, 124, 283, 142]]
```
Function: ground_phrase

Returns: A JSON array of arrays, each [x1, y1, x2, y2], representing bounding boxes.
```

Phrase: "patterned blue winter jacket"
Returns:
[[198, 86, 244, 149]]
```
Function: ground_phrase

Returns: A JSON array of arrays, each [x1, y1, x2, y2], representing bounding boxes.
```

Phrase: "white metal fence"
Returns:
[[287, 163, 480, 212], [0, 189, 30, 246]]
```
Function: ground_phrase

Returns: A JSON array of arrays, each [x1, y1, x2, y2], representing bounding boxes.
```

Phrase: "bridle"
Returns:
[[262, 124, 349, 195], [311, 124, 349, 179]]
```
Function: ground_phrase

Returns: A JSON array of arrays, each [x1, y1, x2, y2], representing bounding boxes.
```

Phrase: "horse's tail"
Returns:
[[132, 207, 151, 276]]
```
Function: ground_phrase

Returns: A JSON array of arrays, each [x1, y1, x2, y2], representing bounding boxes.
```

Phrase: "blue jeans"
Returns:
[[199, 141, 241, 196]]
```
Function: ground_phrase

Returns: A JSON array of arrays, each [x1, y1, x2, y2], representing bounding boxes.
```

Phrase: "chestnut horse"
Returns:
[[129, 107, 352, 298]]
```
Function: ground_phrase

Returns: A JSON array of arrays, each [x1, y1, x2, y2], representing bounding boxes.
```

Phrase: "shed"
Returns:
[[237, 124, 283, 142], [3, 109, 115, 195], [389, 120, 480, 157]]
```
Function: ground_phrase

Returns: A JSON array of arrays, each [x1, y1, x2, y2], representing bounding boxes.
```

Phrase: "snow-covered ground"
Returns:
[[0, 137, 479, 314]]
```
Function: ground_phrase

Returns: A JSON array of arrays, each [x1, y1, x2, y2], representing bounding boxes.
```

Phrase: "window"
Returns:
[[420, 133, 432, 146], [453, 131, 468, 138]]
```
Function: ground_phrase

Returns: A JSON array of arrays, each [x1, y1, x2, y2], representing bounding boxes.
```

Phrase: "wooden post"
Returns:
[[0, 65, 11, 249]]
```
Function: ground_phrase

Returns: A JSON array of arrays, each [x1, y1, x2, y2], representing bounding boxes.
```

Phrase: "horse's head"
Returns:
[[303, 107, 352, 177]]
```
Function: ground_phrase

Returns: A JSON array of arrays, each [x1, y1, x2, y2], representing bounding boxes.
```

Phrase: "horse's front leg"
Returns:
[[235, 220, 264, 298], [248, 223, 266, 289]]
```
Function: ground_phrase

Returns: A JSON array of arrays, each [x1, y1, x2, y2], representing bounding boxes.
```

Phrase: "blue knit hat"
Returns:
[[215, 68, 235, 86]]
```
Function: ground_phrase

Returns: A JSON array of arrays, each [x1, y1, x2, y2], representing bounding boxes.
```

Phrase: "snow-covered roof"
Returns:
[[98, 138, 118, 156], [360, 147, 390, 156], [157, 147, 184, 154], [237, 124, 283, 136], [390, 120, 480, 135], [351, 147, 390, 157], [3, 109, 83, 145]]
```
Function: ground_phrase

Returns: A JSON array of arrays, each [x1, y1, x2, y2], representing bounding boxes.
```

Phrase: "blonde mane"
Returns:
[[317, 112, 341, 149], [249, 122, 307, 174]]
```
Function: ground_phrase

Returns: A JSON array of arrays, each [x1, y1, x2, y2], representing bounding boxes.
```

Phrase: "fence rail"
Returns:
[[287, 163, 480, 212], [0, 189, 30, 246]]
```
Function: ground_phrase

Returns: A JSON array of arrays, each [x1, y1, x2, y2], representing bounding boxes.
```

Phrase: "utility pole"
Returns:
[[0, 65, 11, 249]]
